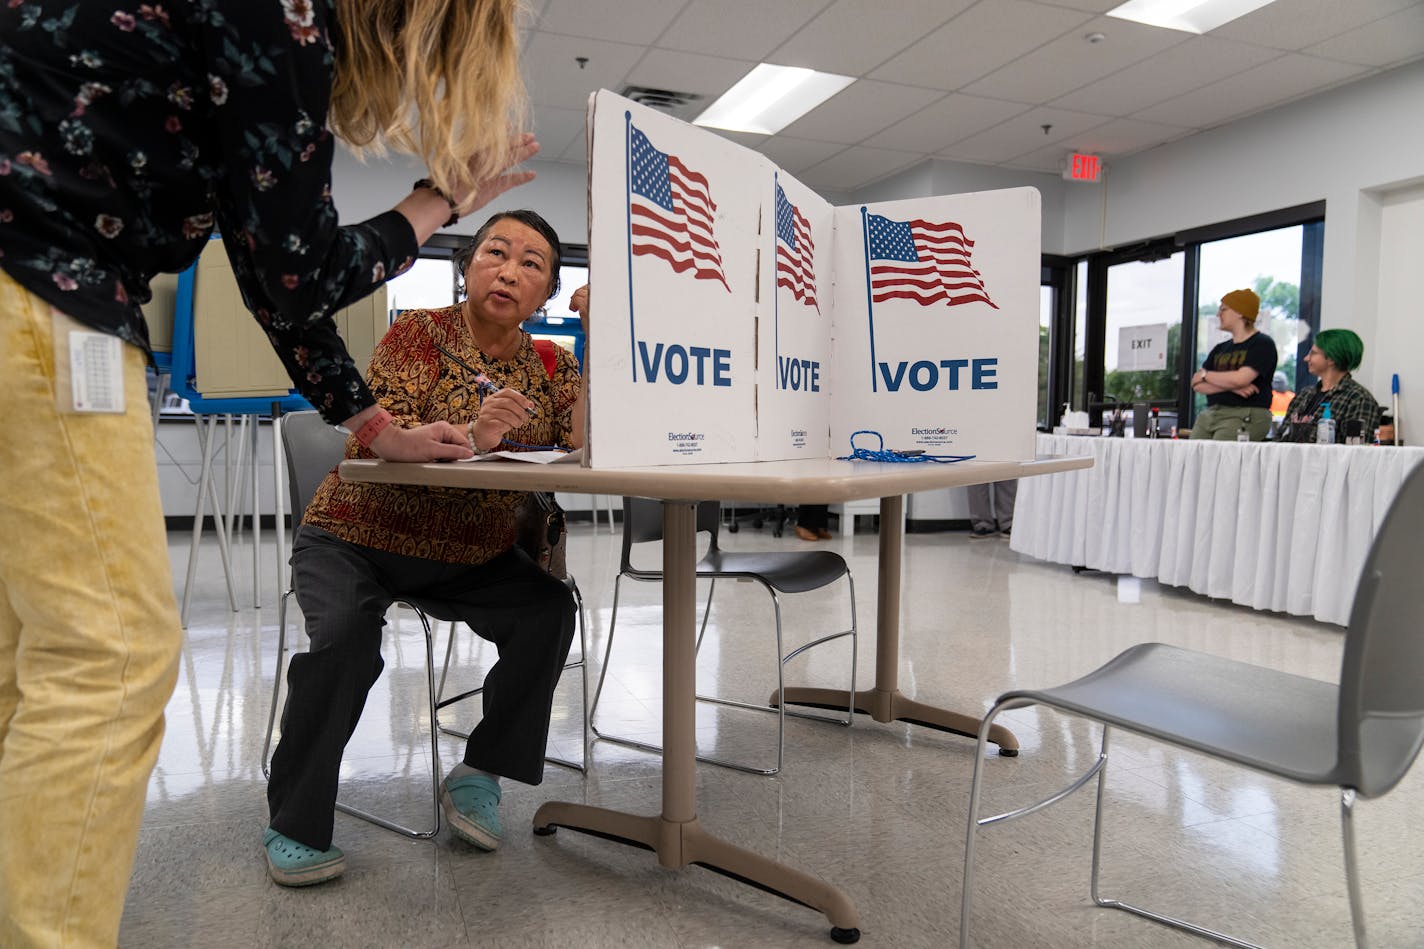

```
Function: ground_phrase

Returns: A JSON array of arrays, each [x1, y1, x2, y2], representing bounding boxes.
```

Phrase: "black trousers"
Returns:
[[797, 504, 829, 530], [267, 526, 575, 850]]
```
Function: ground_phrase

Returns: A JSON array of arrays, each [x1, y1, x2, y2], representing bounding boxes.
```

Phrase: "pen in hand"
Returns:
[[473, 373, 538, 417]]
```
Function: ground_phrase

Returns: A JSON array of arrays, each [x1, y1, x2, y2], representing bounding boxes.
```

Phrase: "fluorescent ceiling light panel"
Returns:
[[1106, 0, 1275, 34], [693, 63, 855, 135]]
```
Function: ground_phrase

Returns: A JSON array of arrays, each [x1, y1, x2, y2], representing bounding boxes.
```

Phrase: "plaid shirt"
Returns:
[[1277, 374, 1382, 443]]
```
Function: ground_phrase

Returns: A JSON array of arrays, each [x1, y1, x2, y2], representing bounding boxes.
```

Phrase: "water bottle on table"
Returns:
[[1316, 403, 1335, 444]]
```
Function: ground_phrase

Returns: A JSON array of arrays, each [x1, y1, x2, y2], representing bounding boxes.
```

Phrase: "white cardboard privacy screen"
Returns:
[[756, 170, 834, 461], [829, 189, 1041, 463], [585, 89, 1041, 467], [586, 91, 762, 467]]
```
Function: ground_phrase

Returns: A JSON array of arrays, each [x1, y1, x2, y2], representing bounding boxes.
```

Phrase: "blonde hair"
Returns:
[[330, 0, 529, 212]]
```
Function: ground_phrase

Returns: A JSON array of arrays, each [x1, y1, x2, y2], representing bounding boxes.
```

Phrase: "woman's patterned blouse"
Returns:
[[303, 305, 582, 565], [0, 0, 417, 424]]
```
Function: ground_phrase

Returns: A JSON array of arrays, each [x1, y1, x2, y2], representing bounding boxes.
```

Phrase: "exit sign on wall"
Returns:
[[1063, 152, 1102, 182]]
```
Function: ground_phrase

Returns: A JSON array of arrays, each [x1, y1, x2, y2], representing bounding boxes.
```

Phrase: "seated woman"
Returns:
[[1277, 329, 1381, 443], [264, 210, 586, 886], [1190, 288, 1277, 441]]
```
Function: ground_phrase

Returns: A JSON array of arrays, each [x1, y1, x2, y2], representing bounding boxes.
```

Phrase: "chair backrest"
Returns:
[[281, 411, 350, 521], [619, 498, 722, 574], [1337, 460, 1424, 797]]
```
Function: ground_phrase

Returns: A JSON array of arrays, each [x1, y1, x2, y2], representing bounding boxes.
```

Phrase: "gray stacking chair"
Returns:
[[959, 462, 1424, 949], [262, 412, 590, 838], [261, 411, 445, 839], [434, 580, 590, 773], [589, 497, 858, 775]]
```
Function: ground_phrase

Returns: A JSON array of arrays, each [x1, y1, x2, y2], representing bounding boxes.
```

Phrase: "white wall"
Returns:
[[1373, 181, 1424, 442], [1057, 60, 1424, 407], [850, 160, 1070, 253], [329, 147, 591, 246]]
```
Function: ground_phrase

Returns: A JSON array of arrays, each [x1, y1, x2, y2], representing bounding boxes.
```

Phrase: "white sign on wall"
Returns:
[[1117, 323, 1168, 372]]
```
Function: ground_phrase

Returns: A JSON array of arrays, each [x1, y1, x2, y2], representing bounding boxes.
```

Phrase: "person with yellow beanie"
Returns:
[[1190, 288, 1279, 441]]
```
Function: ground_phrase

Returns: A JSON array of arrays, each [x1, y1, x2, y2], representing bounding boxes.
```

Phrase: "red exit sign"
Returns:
[[1064, 152, 1102, 182]]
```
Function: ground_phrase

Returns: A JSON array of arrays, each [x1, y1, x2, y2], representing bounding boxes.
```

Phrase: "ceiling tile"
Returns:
[[1304, 5, 1424, 68], [522, 32, 645, 110], [1049, 35, 1280, 117], [963, 15, 1190, 103], [873, 94, 1030, 153], [623, 48, 755, 105], [656, 0, 828, 61], [1001, 149, 1071, 174], [1060, 116, 1193, 155], [754, 137, 848, 175], [798, 145, 923, 190], [938, 106, 1112, 163], [778, 80, 945, 145], [1133, 53, 1372, 129], [530, 106, 590, 161], [535, 0, 684, 45], [870, 1, 1092, 91], [510, 0, 1410, 180], [1210, 0, 1419, 51], [1048, 0, 1127, 10], [768, 0, 971, 75]]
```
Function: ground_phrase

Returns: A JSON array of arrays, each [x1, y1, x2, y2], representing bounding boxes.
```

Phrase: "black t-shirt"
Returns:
[[1202, 331, 1277, 408]]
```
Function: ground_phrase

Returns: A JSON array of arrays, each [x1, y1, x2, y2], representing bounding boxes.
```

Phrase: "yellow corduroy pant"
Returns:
[[0, 269, 181, 948]]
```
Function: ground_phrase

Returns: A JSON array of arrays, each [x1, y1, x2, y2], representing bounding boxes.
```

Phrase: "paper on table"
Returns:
[[459, 448, 583, 464]]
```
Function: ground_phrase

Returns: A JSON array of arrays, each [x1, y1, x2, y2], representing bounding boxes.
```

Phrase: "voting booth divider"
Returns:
[[584, 89, 1041, 469], [152, 238, 389, 623]]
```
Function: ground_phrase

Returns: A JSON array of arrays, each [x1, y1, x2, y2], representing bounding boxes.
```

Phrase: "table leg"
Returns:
[[776, 495, 1019, 756], [534, 500, 861, 943]]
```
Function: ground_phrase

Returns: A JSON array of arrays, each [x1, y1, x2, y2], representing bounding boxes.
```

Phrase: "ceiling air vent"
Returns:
[[618, 85, 704, 120]]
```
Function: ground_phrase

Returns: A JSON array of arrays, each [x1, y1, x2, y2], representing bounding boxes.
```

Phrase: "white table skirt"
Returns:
[[1012, 435, 1424, 626]]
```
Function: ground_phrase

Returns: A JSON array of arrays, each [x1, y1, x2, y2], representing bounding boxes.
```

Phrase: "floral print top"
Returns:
[[303, 305, 582, 565], [0, 0, 417, 423]]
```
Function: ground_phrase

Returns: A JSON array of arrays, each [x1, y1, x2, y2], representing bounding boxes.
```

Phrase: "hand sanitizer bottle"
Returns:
[[1316, 403, 1335, 444]]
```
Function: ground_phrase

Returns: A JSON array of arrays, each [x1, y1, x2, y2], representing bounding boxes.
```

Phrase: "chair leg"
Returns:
[[434, 581, 590, 774], [1088, 725, 1264, 949], [960, 698, 1008, 949], [333, 603, 442, 840], [588, 574, 626, 737], [693, 577, 716, 655], [261, 588, 295, 780], [569, 579, 590, 771], [1341, 788, 1369, 948], [962, 699, 1105, 949], [181, 414, 238, 625]]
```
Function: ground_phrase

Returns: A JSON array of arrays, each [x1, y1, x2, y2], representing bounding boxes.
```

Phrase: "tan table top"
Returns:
[[338, 454, 1093, 502]]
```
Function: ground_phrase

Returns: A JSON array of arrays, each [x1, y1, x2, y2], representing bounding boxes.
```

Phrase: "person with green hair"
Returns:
[[1277, 329, 1383, 443]]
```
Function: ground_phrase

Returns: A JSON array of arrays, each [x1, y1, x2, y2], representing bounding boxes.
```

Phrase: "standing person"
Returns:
[[1276, 329, 1382, 443], [0, 3, 535, 946], [1269, 371, 1294, 419], [1190, 289, 1278, 441], [795, 505, 833, 541], [267, 213, 583, 886], [967, 480, 1017, 539]]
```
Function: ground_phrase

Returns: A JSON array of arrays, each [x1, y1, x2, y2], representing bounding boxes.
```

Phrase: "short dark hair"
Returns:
[[454, 209, 562, 301]]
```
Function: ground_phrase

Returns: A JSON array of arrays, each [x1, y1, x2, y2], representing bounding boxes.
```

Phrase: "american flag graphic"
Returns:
[[775, 182, 818, 311], [628, 124, 729, 291], [865, 213, 997, 309]]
